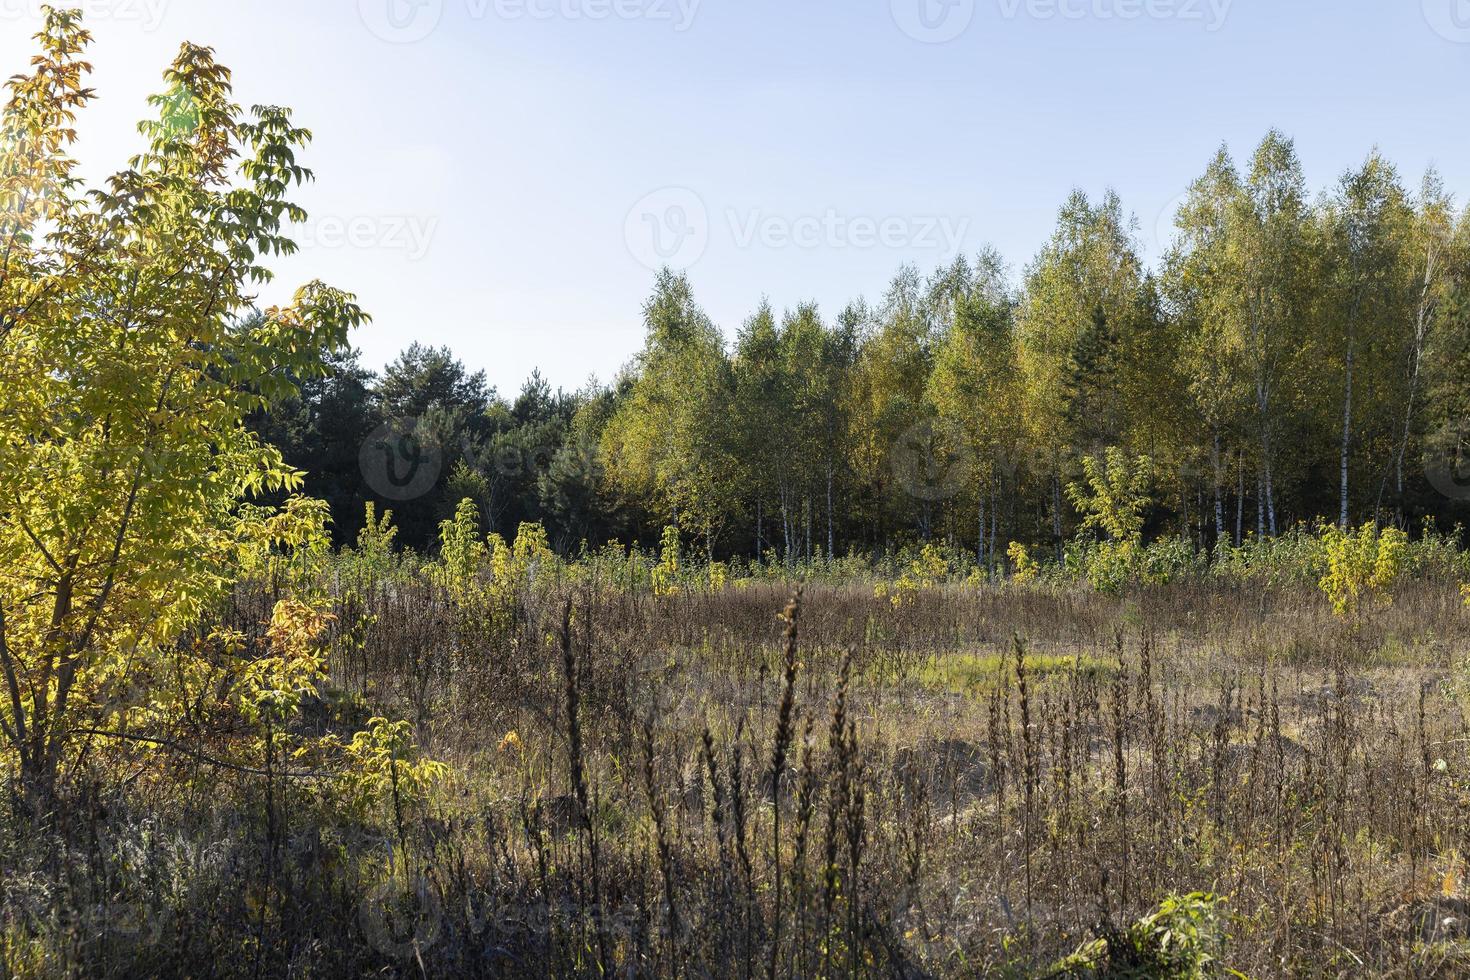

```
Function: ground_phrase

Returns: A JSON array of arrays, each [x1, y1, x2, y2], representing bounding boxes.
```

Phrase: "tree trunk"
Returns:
[[977, 486, 986, 568], [1211, 430, 1225, 546], [1263, 447, 1277, 536], [803, 496, 811, 562], [1234, 453, 1244, 546], [1257, 469, 1266, 539], [1339, 336, 1354, 529], [756, 499, 763, 560], [826, 464, 834, 560], [989, 489, 998, 578], [1051, 475, 1064, 563], [1385, 241, 1439, 521]]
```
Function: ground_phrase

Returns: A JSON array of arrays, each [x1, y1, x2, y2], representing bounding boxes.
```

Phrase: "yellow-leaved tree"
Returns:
[[0, 10, 366, 812], [1066, 448, 1153, 590]]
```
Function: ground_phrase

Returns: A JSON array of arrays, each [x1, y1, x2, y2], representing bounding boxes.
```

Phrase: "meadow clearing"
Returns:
[[8, 522, 1470, 978]]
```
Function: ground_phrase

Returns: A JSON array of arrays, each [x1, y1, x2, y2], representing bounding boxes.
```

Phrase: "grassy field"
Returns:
[[8, 556, 1470, 979]]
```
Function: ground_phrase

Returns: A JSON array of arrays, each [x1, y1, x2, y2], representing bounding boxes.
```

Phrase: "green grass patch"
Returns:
[[916, 650, 1116, 697]]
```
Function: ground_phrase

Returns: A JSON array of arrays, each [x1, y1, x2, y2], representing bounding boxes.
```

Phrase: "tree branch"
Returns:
[[68, 727, 330, 780]]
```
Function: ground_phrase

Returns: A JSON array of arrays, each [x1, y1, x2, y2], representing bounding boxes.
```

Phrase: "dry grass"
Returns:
[[4, 574, 1470, 977]]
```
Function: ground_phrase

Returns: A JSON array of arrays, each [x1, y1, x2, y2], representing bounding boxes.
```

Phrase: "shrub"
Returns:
[[652, 525, 682, 597], [1140, 535, 1208, 585], [878, 542, 952, 607], [1054, 892, 1228, 978], [1008, 541, 1039, 582], [1066, 448, 1153, 545], [433, 497, 488, 600], [1319, 521, 1409, 618], [353, 503, 400, 576]]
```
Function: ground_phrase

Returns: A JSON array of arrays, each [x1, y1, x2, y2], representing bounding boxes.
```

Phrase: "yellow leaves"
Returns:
[[1067, 447, 1153, 545], [353, 502, 398, 572], [651, 525, 681, 598], [881, 543, 951, 608], [209, 627, 247, 656], [231, 599, 334, 726], [508, 521, 552, 572], [707, 560, 728, 592], [1007, 541, 1038, 583], [488, 522, 556, 627], [266, 597, 334, 661], [433, 498, 487, 600], [336, 717, 450, 820], [1319, 522, 1408, 619], [234, 494, 332, 590], [434, 507, 558, 641]]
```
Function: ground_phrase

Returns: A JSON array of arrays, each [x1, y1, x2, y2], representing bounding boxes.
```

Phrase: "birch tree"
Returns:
[[1162, 148, 1251, 544], [928, 248, 1020, 569], [1232, 131, 1310, 535], [1321, 153, 1412, 527], [1016, 190, 1148, 557]]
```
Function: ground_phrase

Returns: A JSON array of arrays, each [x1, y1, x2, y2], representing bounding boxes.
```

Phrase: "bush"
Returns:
[[1319, 522, 1408, 619], [1054, 893, 1228, 978]]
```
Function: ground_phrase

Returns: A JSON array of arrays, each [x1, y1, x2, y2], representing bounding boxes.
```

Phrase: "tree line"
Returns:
[[257, 131, 1470, 564]]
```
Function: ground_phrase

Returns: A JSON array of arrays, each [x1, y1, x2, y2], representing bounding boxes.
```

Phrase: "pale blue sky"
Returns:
[[3, 0, 1468, 393]]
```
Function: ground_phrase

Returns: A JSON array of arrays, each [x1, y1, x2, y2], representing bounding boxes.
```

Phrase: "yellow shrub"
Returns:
[[652, 525, 681, 597], [1007, 541, 1038, 582], [1319, 522, 1408, 618], [486, 521, 556, 632], [707, 560, 728, 592], [334, 717, 450, 822], [240, 598, 335, 724], [884, 543, 950, 608], [434, 498, 488, 601]]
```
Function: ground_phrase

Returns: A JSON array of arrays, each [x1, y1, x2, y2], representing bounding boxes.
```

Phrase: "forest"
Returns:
[[257, 145, 1470, 569], [7, 8, 1470, 979]]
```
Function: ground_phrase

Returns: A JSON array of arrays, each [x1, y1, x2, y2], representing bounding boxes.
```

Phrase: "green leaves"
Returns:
[[0, 11, 364, 801], [602, 270, 738, 540], [1067, 447, 1153, 545]]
